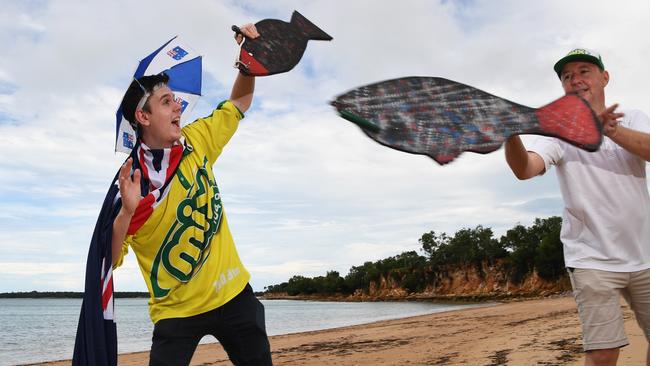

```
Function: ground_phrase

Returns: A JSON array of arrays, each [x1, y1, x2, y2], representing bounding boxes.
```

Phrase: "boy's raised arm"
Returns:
[[229, 23, 259, 113]]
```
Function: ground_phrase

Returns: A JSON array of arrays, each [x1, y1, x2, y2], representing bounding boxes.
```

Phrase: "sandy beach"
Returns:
[[32, 296, 646, 366]]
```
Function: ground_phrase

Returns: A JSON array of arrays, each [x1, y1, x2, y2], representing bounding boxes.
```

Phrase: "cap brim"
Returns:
[[554, 54, 604, 77]]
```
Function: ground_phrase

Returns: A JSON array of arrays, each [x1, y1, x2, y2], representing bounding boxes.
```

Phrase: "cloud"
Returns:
[[1, 0, 649, 293], [2, 262, 84, 276]]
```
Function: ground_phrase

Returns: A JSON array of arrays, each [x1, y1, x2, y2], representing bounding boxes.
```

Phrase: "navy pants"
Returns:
[[149, 284, 272, 366]]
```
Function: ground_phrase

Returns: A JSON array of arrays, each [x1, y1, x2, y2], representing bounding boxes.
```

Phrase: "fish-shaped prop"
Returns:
[[331, 77, 602, 165], [233, 10, 332, 76]]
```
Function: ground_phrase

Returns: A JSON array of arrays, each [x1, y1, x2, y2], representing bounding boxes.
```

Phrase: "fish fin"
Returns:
[[290, 11, 333, 41], [337, 109, 381, 133]]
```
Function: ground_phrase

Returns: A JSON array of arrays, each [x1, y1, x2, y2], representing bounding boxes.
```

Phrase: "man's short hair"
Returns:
[[121, 73, 170, 130]]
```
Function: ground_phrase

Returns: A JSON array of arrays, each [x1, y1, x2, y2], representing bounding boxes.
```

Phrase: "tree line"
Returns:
[[264, 216, 564, 296]]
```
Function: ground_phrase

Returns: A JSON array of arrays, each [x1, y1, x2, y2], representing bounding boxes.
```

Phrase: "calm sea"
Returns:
[[0, 298, 479, 366]]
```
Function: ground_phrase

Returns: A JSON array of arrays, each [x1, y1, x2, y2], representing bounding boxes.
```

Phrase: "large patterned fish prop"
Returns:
[[233, 10, 332, 76], [331, 77, 603, 165]]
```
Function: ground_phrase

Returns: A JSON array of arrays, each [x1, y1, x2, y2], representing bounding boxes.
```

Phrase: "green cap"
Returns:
[[553, 48, 605, 78]]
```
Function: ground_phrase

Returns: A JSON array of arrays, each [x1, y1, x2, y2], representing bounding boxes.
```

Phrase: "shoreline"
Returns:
[[27, 296, 646, 365], [260, 290, 572, 303]]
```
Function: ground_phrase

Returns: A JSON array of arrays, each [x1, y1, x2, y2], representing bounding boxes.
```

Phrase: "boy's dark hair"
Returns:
[[121, 73, 170, 129]]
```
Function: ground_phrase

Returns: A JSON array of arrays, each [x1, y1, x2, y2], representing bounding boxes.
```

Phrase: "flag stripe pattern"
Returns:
[[127, 141, 185, 235]]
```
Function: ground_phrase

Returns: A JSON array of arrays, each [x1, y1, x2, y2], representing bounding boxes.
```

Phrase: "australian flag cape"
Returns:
[[72, 145, 140, 366]]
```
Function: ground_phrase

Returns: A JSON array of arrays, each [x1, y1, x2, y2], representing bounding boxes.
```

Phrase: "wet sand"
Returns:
[[32, 296, 646, 365]]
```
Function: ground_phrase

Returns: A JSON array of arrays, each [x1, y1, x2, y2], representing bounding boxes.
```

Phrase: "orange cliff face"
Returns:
[[361, 261, 571, 301], [261, 260, 572, 302]]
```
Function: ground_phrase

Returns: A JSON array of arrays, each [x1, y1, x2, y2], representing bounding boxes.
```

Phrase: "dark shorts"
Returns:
[[149, 284, 272, 366]]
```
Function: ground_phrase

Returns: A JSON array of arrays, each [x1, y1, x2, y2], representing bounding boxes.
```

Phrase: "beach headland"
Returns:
[[28, 295, 646, 366]]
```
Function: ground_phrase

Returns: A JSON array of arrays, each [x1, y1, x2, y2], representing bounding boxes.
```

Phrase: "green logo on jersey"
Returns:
[[150, 158, 223, 298]]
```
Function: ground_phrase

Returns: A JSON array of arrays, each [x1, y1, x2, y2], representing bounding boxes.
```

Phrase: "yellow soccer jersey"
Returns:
[[115, 101, 250, 323]]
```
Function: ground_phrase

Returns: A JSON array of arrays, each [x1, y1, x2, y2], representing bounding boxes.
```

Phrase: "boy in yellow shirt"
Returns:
[[112, 24, 272, 366]]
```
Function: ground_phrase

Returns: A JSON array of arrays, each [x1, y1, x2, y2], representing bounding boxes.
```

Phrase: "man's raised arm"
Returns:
[[504, 136, 546, 180]]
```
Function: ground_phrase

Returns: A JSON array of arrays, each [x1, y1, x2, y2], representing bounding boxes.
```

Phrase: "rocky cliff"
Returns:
[[264, 261, 571, 301], [361, 262, 570, 301]]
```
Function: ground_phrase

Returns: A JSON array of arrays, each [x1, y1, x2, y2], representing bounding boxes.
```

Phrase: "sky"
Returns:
[[1, 0, 650, 293]]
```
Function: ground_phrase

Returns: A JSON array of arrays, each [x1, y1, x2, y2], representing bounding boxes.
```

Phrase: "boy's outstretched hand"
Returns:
[[118, 157, 141, 215], [234, 23, 260, 45]]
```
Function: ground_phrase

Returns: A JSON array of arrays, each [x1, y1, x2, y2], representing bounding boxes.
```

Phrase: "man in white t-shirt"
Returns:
[[505, 48, 650, 366]]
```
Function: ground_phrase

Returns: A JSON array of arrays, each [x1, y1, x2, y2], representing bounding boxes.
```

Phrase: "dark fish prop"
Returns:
[[232, 11, 332, 76], [331, 77, 602, 165]]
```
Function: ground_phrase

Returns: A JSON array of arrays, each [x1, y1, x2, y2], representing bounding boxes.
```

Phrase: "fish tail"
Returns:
[[534, 94, 602, 151], [290, 11, 333, 41]]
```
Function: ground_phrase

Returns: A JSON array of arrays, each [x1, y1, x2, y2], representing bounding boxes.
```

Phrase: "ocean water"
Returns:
[[0, 298, 479, 366]]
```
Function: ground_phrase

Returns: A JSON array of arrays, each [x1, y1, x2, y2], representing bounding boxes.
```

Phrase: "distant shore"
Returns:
[[28, 295, 647, 365], [2, 289, 564, 301], [0, 291, 149, 299], [260, 290, 567, 303]]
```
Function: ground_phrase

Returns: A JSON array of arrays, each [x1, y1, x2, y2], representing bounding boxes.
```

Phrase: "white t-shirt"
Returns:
[[527, 108, 650, 272]]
